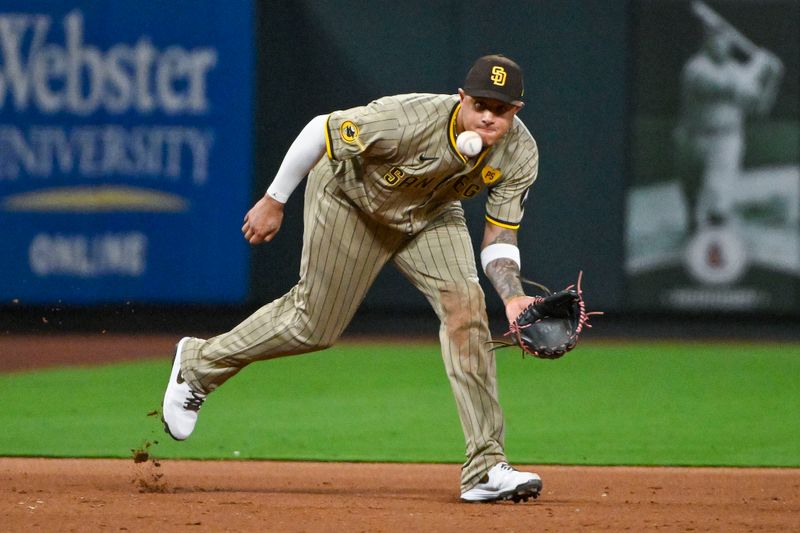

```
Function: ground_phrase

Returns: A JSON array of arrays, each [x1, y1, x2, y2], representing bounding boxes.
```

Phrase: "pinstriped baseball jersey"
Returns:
[[322, 93, 538, 233], [175, 90, 539, 494]]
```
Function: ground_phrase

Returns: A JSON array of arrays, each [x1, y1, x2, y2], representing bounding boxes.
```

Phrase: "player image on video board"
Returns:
[[625, 0, 800, 312]]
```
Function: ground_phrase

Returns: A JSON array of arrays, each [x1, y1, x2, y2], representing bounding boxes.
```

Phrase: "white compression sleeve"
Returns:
[[265, 114, 328, 203], [480, 243, 521, 273]]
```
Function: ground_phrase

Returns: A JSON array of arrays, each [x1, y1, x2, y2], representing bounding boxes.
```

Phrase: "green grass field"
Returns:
[[1, 341, 798, 467]]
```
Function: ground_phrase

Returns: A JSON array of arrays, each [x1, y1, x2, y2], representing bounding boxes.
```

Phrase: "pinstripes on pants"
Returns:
[[180, 168, 506, 491]]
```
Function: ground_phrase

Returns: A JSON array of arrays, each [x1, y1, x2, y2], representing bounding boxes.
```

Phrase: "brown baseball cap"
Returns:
[[463, 54, 524, 106]]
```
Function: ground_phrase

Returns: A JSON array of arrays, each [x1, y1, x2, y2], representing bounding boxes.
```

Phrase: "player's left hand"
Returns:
[[504, 295, 539, 326], [501, 272, 602, 360], [242, 195, 284, 244]]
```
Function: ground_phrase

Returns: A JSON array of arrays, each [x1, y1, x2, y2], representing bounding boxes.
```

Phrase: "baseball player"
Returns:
[[674, 11, 783, 230], [163, 54, 543, 503]]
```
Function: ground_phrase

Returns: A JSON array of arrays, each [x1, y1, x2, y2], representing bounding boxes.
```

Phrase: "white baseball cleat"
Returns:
[[460, 462, 542, 503], [161, 337, 206, 441]]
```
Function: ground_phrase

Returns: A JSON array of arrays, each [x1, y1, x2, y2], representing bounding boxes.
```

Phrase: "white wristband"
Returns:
[[480, 243, 521, 273]]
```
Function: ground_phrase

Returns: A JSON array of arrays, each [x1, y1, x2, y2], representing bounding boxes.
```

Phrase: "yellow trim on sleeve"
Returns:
[[485, 214, 520, 230], [324, 115, 334, 160]]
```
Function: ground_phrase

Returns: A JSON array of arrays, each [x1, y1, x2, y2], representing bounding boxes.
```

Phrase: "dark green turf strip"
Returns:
[[0, 342, 797, 466]]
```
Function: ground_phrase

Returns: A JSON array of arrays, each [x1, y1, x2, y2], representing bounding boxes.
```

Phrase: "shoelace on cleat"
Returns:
[[183, 390, 205, 412]]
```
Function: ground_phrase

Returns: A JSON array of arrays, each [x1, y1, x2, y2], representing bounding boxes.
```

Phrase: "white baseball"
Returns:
[[456, 130, 483, 157]]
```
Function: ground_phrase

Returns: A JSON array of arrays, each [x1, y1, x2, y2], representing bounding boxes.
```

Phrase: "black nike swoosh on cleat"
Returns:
[[419, 154, 439, 162]]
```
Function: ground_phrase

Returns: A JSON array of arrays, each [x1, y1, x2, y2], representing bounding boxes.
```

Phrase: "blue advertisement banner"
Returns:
[[0, 1, 253, 303]]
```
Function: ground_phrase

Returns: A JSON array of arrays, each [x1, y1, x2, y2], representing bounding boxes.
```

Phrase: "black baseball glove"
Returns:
[[497, 272, 601, 359]]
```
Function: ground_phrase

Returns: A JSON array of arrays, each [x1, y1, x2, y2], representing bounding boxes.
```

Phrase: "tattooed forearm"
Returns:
[[482, 227, 525, 304], [485, 258, 525, 303]]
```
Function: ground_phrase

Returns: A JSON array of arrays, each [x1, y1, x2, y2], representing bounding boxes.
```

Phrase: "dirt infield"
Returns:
[[0, 334, 179, 373], [1, 459, 798, 532], [2, 334, 799, 531]]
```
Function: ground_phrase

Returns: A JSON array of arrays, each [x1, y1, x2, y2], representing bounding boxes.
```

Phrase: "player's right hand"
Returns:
[[242, 195, 284, 244]]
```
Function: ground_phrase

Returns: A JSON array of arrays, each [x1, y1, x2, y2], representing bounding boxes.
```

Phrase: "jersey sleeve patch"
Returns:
[[326, 116, 366, 160], [340, 121, 360, 144], [481, 166, 502, 185]]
